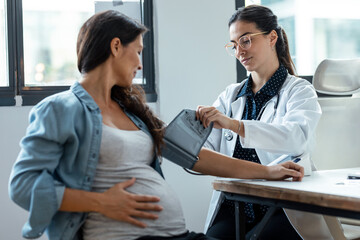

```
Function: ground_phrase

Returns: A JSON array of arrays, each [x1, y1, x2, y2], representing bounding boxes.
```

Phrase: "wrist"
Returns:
[[231, 119, 241, 135], [263, 165, 271, 179], [89, 192, 104, 213], [59, 188, 104, 213]]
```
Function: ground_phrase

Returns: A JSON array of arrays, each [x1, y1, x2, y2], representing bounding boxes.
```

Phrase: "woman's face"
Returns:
[[113, 34, 143, 87], [229, 20, 275, 72]]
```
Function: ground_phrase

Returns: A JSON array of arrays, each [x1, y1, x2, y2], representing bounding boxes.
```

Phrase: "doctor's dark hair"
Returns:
[[77, 10, 165, 154], [229, 5, 296, 75]]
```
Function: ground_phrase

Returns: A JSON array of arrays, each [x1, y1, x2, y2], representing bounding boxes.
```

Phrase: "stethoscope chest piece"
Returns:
[[224, 130, 233, 141]]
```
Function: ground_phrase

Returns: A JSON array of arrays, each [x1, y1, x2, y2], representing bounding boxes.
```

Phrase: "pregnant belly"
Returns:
[[83, 170, 187, 239], [126, 176, 185, 224]]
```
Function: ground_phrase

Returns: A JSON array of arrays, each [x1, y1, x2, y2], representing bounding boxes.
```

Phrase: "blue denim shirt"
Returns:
[[8, 82, 163, 240]]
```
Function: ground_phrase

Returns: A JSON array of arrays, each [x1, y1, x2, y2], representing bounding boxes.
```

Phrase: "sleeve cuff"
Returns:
[[22, 170, 64, 239], [239, 120, 251, 147]]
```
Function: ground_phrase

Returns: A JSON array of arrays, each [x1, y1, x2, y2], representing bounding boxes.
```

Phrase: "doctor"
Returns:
[[197, 5, 333, 240]]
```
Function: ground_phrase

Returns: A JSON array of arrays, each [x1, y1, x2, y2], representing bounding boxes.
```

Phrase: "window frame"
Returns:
[[0, 0, 15, 106], [1, 0, 157, 106]]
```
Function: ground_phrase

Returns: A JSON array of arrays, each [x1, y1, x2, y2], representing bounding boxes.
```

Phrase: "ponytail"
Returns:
[[276, 27, 296, 75]]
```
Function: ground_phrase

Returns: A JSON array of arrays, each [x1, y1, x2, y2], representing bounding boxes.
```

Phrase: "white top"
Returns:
[[83, 124, 186, 240]]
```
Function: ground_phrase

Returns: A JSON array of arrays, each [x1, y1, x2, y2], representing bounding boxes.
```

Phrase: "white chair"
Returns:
[[312, 58, 360, 240], [313, 59, 360, 96]]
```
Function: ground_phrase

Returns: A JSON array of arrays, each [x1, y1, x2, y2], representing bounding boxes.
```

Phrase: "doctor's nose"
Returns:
[[235, 45, 246, 58]]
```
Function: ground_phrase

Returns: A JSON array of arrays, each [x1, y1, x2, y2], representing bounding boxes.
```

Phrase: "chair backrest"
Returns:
[[313, 59, 360, 95], [311, 58, 360, 170]]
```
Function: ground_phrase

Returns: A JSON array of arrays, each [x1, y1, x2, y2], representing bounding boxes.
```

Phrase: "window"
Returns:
[[0, 0, 7, 87], [0, 0, 15, 106], [22, 0, 94, 87], [234, 0, 360, 83], [242, 0, 360, 76], [1, 0, 156, 106]]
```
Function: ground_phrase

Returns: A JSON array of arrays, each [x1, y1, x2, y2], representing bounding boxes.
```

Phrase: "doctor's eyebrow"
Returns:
[[230, 31, 252, 42]]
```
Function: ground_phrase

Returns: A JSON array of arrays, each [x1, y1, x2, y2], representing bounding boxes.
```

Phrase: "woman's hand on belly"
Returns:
[[96, 177, 163, 228]]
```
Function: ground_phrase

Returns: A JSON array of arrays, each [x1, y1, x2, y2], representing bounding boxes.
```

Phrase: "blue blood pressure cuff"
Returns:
[[161, 109, 213, 169]]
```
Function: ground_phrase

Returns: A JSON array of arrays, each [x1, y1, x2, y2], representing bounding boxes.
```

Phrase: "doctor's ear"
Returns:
[[110, 37, 123, 56], [269, 30, 278, 48]]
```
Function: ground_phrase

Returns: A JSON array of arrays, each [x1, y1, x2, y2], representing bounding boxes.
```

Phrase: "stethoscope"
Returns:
[[224, 91, 280, 141]]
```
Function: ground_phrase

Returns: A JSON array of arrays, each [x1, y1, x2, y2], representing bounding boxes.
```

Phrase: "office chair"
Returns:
[[312, 58, 360, 240], [313, 58, 360, 96]]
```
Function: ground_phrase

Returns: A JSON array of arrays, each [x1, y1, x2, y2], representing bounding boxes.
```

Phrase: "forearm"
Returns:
[[193, 148, 269, 179], [59, 188, 102, 213]]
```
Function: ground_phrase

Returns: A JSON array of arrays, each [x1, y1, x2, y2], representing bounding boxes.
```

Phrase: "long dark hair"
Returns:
[[229, 5, 296, 75], [77, 10, 165, 154]]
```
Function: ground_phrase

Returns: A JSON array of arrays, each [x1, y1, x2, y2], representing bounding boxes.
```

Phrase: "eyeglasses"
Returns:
[[225, 31, 267, 56]]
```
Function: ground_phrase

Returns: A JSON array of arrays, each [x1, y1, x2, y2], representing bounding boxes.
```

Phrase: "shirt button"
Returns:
[[92, 153, 96, 158], [96, 129, 99, 135], [85, 176, 91, 182], [70, 222, 74, 228]]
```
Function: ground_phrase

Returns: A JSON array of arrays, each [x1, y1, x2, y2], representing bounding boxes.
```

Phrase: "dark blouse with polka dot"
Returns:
[[232, 64, 287, 223]]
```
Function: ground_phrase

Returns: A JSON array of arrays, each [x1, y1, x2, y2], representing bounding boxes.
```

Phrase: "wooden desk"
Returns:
[[212, 168, 360, 240]]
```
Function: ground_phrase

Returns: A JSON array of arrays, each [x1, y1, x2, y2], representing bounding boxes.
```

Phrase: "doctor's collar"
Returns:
[[236, 77, 252, 99], [236, 65, 287, 99]]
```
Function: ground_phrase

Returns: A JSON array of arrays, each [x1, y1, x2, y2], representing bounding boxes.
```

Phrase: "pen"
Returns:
[[293, 158, 301, 163], [348, 176, 360, 180], [347, 173, 360, 180]]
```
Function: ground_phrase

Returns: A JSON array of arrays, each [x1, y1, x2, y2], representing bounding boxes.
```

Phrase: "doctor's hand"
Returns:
[[98, 178, 163, 228], [266, 162, 304, 181], [196, 106, 234, 129]]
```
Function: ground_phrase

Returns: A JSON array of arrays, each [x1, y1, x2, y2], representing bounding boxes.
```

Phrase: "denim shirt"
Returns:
[[8, 82, 163, 240]]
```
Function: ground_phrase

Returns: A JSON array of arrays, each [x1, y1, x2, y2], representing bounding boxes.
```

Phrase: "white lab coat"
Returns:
[[204, 74, 334, 239]]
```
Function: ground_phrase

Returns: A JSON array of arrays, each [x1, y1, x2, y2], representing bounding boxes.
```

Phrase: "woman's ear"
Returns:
[[269, 29, 278, 48], [110, 37, 122, 57]]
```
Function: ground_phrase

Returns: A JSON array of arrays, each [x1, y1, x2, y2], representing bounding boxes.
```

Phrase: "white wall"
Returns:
[[0, 106, 49, 240], [0, 0, 236, 239]]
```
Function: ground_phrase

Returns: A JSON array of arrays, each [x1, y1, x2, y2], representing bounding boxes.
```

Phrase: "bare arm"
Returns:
[[59, 178, 163, 228], [193, 148, 303, 181]]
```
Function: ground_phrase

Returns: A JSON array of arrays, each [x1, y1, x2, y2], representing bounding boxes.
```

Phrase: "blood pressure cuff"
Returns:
[[161, 109, 213, 169]]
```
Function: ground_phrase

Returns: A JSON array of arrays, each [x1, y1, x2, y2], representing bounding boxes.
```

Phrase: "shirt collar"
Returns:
[[71, 81, 100, 111], [260, 65, 288, 96], [237, 78, 252, 98], [237, 65, 288, 98]]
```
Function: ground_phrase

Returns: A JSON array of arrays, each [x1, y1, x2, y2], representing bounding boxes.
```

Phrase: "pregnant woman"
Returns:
[[9, 10, 303, 240]]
